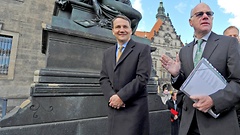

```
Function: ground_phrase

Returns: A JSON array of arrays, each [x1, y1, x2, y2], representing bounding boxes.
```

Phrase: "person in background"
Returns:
[[223, 26, 240, 42], [166, 90, 181, 135], [223, 25, 240, 127], [160, 84, 171, 104], [160, 2, 240, 135], [99, 15, 152, 135]]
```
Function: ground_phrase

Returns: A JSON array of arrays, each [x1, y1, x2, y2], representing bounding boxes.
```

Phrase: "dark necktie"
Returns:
[[174, 101, 177, 110]]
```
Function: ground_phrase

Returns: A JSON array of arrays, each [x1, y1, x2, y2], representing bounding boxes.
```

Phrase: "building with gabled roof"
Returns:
[[135, 1, 184, 93]]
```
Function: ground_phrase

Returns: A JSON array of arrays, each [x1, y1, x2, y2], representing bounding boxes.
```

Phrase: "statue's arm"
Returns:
[[92, 0, 102, 18], [101, 0, 141, 20]]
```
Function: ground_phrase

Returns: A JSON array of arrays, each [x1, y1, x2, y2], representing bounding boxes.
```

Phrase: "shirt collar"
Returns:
[[117, 41, 128, 49], [194, 31, 211, 44]]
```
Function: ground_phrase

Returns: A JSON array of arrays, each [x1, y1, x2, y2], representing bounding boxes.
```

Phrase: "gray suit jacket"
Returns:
[[100, 39, 152, 135], [173, 32, 240, 135]]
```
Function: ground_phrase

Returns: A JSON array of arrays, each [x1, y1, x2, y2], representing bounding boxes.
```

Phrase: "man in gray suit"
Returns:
[[160, 3, 240, 135], [224, 26, 240, 127], [99, 15, 152, 135]]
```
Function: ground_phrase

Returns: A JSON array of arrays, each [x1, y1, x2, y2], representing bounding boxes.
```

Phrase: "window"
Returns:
[[0, 30, 19, 80], [167, 73, 171, 79], [0, 36, 12, 75], [153, 60, 157, 69]]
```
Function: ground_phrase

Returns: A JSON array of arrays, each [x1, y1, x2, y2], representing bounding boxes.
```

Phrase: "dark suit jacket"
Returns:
[[166, 98, 181, 122], [166, 98, 181, 135], [100, 39, 152, 135], [173, 32, 240, 135]]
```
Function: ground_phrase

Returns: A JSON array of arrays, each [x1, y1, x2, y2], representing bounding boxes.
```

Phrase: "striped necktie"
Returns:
[[116, 45, 123, 62], [194, 39, 204, 66]]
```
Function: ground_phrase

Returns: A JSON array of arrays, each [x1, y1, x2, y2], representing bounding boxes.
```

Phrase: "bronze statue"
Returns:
[[57, 0, 142, 33]]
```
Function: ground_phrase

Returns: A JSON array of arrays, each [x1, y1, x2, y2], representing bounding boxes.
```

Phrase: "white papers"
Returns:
[[180, 58, 227, 118]]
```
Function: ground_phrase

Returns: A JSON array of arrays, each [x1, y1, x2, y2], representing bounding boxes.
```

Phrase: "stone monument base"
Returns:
[[0, 1, 171, 133]]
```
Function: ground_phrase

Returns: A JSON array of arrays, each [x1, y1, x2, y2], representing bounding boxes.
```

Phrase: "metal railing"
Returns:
[[0, 97, 7, 118]]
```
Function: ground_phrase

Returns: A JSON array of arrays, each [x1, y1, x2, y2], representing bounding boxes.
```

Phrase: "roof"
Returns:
[[135, 19, 163, 40]]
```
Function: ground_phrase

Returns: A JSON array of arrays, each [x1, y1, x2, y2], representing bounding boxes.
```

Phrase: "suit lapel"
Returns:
[[114, 39, 135, 71], [202, 32, 219, 60], [186, 41, 195, 71], [110, 45, 117, 71], [185, 32, 219, 71]]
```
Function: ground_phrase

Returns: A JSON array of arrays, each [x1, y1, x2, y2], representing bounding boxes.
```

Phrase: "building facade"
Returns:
[[135, 1, 183, 93], [0, 0, 55, 107]]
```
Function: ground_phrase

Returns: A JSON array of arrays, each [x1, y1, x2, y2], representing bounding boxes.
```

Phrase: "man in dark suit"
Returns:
[[166, 91, 181, 135], [99, 15, 152, 135], [160, 3, 240, 135]]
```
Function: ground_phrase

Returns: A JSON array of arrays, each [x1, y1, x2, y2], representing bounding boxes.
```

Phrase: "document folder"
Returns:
[[180, 58, 227, 118]]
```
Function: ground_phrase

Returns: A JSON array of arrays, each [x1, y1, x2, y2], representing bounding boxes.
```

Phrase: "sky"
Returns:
[[130, 0, 240, 44]]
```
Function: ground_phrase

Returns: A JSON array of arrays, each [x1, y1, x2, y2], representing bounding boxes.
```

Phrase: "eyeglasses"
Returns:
[[191, 11, 214, 18]]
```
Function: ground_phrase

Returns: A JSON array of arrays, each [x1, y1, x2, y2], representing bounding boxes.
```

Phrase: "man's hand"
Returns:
[[160, 53, 181, 77], [190, 95, 213, 113], [109, 94, 125, 109], [174, 115, 178, 120]]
